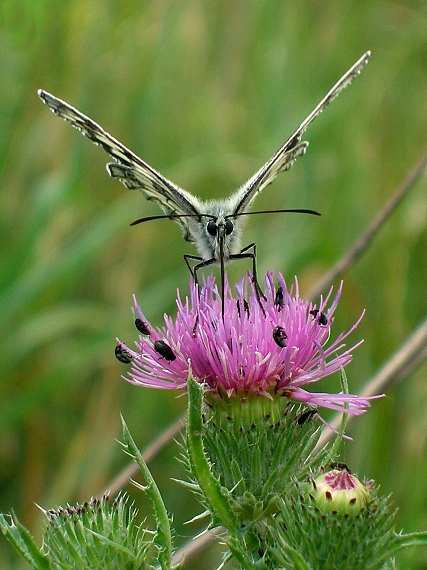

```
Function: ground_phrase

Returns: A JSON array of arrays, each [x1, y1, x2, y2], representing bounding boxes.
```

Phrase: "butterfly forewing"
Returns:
[[230, 51, 370, 216], [37, 90, 203, 243]]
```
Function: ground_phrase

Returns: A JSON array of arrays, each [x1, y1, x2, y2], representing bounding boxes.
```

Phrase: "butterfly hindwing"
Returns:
[[106, 162, 200, 242], [230, 141, 309, 215]]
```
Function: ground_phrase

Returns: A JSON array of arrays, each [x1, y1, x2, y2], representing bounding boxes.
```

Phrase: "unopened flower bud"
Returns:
[[312, 468, 370, 514]]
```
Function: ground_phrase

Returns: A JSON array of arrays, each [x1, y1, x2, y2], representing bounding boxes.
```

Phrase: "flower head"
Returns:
[[118, 272, 375, 415]]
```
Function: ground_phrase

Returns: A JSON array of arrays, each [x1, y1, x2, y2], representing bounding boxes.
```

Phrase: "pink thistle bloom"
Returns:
[[118, 272, 378, 415]]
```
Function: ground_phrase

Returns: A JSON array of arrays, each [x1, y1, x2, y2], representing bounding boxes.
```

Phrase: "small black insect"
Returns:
[[115, 343, 133, 364], [297, 409, 317, 425], [274, 286, 284, 310], [273, 326, 288, 348], [309, 309, 328, 325], [154, 340, 176, 361], [330, 462, 351, 473], [135, 318, 150, 335]]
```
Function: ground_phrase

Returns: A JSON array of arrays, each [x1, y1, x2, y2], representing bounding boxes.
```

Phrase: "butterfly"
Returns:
[[38, 51, 370, 313]]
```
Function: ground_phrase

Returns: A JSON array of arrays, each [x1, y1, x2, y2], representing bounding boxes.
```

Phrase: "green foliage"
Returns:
[[1, 1, 427, 567], [184, 376, 427, 569], [185, 377, 238, 535], [201, 395, 325, 500], [2, 399, 427, 568], [43, 495, 151, 570], [1, 495, 152, 570], [1, 417, 181, 569], [120, 417, 176, 570], [269, 480, 427, 570], [0, 513, 50, 570]]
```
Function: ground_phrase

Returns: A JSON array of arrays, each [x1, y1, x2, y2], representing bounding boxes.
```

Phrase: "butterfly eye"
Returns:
[[207, 220, 218, 236], [225, 219, 234, 235]]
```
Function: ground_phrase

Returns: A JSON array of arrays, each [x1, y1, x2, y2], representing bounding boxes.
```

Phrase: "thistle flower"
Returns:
[[118, 272, 376, 415]]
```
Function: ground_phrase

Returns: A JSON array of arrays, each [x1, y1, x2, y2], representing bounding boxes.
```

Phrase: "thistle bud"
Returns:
[[312, 467, 370, 514]]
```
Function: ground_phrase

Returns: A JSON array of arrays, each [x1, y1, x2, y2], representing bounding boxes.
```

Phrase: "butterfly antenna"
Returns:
[[130, 213, 215, 226], [227, 208, 321, 220]]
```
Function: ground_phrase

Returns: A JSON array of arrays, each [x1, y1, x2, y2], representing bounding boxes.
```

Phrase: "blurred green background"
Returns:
[[1, 1, 427, 567]]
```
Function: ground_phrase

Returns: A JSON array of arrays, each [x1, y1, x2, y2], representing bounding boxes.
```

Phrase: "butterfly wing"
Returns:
[[231, 51, 370, 215], [38, 90, 202, 242]]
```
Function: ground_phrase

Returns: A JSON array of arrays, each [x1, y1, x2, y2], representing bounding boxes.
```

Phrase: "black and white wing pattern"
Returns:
[[38, 89, 203, 243], [229, 51, 370, 215]]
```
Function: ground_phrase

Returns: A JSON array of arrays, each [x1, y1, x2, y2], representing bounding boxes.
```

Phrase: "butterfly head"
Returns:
[[190, 200, 246, 263]]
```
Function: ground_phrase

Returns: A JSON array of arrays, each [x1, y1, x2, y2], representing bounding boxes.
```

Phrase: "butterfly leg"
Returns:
[[191, 256, 217, 293], [183, 253, 203, 284], [184, 254, 218, 333], [187, 254, 232, 318], [230, 243, 266, 312]]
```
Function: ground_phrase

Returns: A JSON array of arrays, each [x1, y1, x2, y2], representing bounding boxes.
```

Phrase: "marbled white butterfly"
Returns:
[[39, 52, 369, 311]]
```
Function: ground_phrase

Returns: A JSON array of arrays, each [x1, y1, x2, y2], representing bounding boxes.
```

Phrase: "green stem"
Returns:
[[327, 367, 349, 460], [186, 377, 258, 569], [121, 416, 174, 570], [186, 376, 237, 533]]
